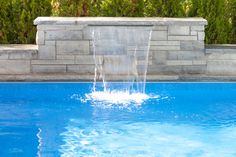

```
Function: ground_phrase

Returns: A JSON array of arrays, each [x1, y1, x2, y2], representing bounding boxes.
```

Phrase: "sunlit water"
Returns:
[[0, 83, 236, 157], [60, 120, 236, 157]]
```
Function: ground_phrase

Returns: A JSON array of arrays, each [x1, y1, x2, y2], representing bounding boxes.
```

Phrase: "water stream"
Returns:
[[87, 26, 153, 105]]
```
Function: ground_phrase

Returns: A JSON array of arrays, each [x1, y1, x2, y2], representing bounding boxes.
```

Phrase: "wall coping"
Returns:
[[206, 44, 236, 49], [0, 44, 37, 53], [34, 17, 207, 26], [2, 44, 235, 52], [1, 74, 236, 82]]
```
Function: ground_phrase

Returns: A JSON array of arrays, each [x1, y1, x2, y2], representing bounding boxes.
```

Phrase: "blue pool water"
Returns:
[[0, 83, 236, 157]]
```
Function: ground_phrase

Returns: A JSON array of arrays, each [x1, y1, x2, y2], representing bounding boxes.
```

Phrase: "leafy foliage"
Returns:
[[187, 0, 232, 44], [0, 0, 51, 44], [51, 0, 89, 16], [230, 0, 236, 43], [0, 0, 236, 44], [144, 0, 185, 17]]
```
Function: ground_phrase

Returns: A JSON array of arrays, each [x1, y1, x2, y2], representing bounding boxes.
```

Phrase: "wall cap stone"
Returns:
[[34, 17, 207, 26], [0, 44, 38, 52], [0, 45, 38, 59], [206, 44, 236, 49]]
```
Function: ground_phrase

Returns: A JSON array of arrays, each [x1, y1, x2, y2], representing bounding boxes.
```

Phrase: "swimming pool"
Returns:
[[0, 83, 236, 156]]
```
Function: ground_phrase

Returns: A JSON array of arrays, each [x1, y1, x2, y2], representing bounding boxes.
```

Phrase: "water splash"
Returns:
[[71, 90, 160, 109], [85, 90, 158, 106], [87, 26, 154, 106]]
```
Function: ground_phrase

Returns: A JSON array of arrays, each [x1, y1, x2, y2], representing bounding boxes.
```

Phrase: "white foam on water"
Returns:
[[84, 90, 159, 107]]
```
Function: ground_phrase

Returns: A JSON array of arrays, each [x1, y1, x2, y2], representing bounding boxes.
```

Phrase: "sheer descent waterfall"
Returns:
[[91, 26, 152, 94]]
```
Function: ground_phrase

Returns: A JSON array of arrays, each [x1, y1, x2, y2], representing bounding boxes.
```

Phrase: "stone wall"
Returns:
[[0, 45, 37, 75], [206, 45, 236, 76], [0, 17, 236, 81], [33, 17, 207, 80]]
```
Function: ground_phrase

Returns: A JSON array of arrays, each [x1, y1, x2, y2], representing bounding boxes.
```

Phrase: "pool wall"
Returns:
[[0, 17, 236, 81]]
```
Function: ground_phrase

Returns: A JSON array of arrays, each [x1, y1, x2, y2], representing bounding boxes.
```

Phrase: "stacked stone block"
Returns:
[[1, 17, 236, 81], [34, 24, 94, 75], [32, 17, 208, 80], [0, 45, 37, 74], [148, 25, 206, 75], [206, 45, 236, 75]]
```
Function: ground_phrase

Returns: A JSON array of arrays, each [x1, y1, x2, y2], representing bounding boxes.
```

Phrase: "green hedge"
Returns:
[[0, 0, 236, 44], [187, 0, 234, 44], [0, 0, 51, 44], [230, 0, 236, 43]]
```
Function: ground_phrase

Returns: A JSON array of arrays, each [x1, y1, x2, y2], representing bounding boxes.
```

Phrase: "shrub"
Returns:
[[52, 0, 145, 17], [230, 0, 236, 43], [0, 0, 51, 44], [144, 0, 185, 17], [188, 0, 232, 44], [0, 0, 236, 44], [51, 0, 89, 16]]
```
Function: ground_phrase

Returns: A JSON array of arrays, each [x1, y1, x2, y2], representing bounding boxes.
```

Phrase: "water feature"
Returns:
[[1, 83, 236, 156], [88, 26, 153, 105]]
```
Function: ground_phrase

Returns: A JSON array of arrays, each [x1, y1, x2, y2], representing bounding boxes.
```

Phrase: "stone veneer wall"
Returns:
[[34, 17, 207, 80], [0, 45, 37, 75], [1, 17, 236, 81], [206, 45, 236, 76]]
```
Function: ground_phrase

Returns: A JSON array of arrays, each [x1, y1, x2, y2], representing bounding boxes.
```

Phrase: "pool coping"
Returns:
[[0, 74, 236, 82]]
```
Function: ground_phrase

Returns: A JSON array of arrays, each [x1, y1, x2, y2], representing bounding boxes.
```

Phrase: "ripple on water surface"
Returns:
[[59, 120, 236, 157]]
